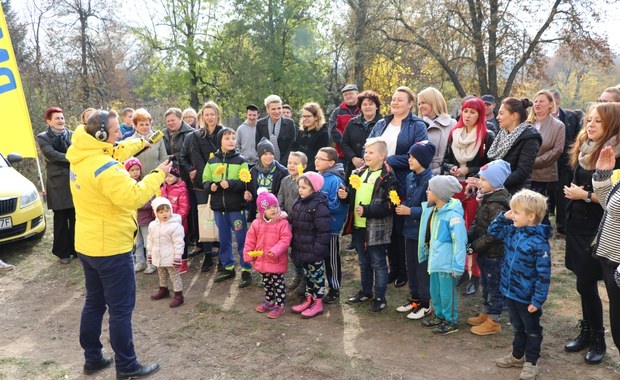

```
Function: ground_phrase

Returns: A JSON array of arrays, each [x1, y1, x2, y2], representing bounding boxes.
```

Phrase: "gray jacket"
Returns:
[[236, 121, 258, 165]]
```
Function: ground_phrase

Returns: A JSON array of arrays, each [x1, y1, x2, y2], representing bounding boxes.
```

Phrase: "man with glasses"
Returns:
[[597, 87, 620, 103]]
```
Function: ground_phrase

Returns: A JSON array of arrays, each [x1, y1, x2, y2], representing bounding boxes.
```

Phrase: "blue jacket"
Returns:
[[368, 113, 428, 195], [402, 168, 432, 240], [488, 212, 551, 309], [290, 192, 332, 264], [321, 163, 348, 234], [417, 199, 466, 275]]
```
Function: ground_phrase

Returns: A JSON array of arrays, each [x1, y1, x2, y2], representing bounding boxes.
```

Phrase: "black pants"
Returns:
[[550, 170, 571, 232], [530, 181, 554, 225], [52, 208, 75, 259], [387, 215, 407, 281], [576, 274, 604, 331], [600, 258, 620, 350]]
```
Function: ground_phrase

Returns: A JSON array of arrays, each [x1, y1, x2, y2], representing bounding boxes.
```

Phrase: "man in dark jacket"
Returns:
[[329, 84, 360, 169], [255, 95, 296, 165]]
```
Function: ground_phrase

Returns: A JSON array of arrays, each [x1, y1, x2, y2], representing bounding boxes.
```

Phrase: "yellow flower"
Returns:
[[209, 152, 214, 159], [297, 163, 304, 177], [389, 190, 401, 206], [214, 164, 226, 176], [349, 174, 362, 190], [248, 250, 263, 258], [239, 168, 251, 183]]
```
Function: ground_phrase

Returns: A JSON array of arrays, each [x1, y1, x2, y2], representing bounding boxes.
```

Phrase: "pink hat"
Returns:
[[301, 171, 324, 192], [124, 157, 142, 171], [256, 188, 279, 218]]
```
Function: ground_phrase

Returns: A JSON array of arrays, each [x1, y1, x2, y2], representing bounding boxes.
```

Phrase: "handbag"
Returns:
[[198, 199, 219, 242]]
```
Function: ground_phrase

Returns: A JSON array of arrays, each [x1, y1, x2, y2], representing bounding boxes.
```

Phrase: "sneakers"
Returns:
[[519, 362, 539, 380], [396, 299, 419, 313], [239, 271, 252, 288], [267, 305, 285, 319], [471, 318, 501, 335], [432, 321, 459, 335], [422, 314, 443, 328], [150, 287, 169, 300], [347, 290, 373, 304], [134, 262, 147, 272], [406, 305, 430, 320], [463, 275, 480, 296], [394, 277, 407, 288], [255, 301, 274, 313], [0, 260, 15, 271], [215, 268, 236, 282], [495, 352, 525, 368], [144, 264, 157, 274], [467, 312, 489, 326], [324, 289, 340, 304], [59, 257, 71, 265], [368, 298, 386, 312]]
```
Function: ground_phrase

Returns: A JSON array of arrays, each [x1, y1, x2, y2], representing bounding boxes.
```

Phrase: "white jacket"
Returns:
[[147, 213, 185, 267]]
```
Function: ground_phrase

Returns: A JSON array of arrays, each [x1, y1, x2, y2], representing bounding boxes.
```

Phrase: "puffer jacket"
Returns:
[[342, 163, 398, 246], [147, 213, 184, 267], [187, 125, 223, 188], [488, 212, 551, 309], [202, 148, 249, 212], [247, 161, 289, 222], [498, 126, 542, 194], [243, 212, 292, 274], [417, 198, 467, 275], [423, 115, 456, 175], [401, 168, 432, 240], [137, 199, 155, 227], [161, 179, 190, 233], [290, 191, 331, 264], [467, 189, 510, 257], [66, 127, 165, 257], [321, 163, 348, 233]]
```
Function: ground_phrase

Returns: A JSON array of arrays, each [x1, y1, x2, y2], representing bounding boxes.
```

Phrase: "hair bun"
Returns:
[[521, 98, 533, 109]]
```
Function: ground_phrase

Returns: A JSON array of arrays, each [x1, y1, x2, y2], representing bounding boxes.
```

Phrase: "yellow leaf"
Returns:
[[349, 174, 362, 190], [389, 190, 401, 205]]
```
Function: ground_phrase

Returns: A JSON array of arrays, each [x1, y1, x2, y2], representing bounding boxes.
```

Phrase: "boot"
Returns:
[[467, 312, 488, 326], [292, 294, 313, 314], [565, 320, 590, 352], [463, 275, 480, 296], [169, 291, 184, 308], [471, 318, 501, 335], [301, 297, 323, 319], [585, 330, 606, 364], [178, 260, 189, 274], [201, 255, 214, 272], [150, 287, 169, 300]]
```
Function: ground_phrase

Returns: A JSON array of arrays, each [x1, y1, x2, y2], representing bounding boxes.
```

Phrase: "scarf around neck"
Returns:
[[487, 122, 529, 160], [578, 135, 620, 170], [452, 126, 481, 165]]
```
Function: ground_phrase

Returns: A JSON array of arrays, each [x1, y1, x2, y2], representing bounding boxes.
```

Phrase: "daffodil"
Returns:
[[349, 174, 362, 190], [214, 164, 226, 176], [248, 250, 263, 258], [297, 163, 304, 177], [209, 152, 214, 159], [239, 168, 251, 183], [389, 190, 401, 205]]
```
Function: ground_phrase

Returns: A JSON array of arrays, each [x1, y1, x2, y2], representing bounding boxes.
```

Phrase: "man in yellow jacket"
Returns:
[[67, 109, 170, 379]]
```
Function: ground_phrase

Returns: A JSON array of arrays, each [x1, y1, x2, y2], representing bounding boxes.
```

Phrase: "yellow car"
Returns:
[[0, 152, 46, 244]]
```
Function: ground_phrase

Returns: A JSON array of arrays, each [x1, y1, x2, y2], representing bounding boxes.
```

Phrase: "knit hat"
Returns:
[[408, 140, 436, 168], [428, 175, 463, 203], [479, 159, 511, 190], [124, 157, 142, 171], [216, 127, 235, 149], [169, 161, 181, 178], [256, 137, 275, 158], [301, 171, 324, 192], [256, 187, 279, 218], [151, 197, 172, 212]]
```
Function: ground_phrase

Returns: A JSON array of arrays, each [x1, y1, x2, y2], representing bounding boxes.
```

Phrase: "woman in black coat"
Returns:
[[36, 107, 75, 264], [341, 90, 382, 176], [293, 102, 329, 172]]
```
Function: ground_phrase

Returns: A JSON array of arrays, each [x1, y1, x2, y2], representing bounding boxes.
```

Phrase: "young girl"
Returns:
[[125, 157, 156, 274], [147, 197, 185, 308], [243, 188, 292, 319], [290, 172, 331, 318], [161, 161, 191, 273]]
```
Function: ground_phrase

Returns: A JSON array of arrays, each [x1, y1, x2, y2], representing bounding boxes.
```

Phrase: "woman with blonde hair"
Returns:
[[182, 108, 198, 128], [418, 87, 457, 174], [293, 102, 329, 172]]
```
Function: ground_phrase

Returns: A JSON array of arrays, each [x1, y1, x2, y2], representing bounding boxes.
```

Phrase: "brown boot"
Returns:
[[467, 312, 488, 326], [169, 291, 184, 308], [471, 318, 501, 335], [151, 287, 169, 300]]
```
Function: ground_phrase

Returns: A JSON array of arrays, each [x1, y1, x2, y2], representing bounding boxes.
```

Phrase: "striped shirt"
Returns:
[[592, 169, 620, 264]]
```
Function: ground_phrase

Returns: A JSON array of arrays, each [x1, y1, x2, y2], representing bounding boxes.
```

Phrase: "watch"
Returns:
[[585, 191, 592, 203]]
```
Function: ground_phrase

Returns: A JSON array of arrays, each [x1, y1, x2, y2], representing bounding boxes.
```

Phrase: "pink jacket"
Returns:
[[243, 212, 292, 274], [161, 180, 190, 233]]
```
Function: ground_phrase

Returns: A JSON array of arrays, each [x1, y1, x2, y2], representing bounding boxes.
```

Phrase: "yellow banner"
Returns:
[[0, 5, 37, 158]]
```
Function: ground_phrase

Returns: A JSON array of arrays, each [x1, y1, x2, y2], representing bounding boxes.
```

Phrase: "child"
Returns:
[[339, 138, 398, 312], [490, 189, 551, 380], [314, 147, 348, 304], [290, 172, 331, 318], [243, 188, 292, 319], [147, 197, 185, 308], [395, 141, 435, 319], [418, 175, 466, 334], [203, 128, 252, 287], [277, 151, 308, 294], [161, 161, 191, 274], [125, 157, 157, 274], [466, 159, 511, 335]]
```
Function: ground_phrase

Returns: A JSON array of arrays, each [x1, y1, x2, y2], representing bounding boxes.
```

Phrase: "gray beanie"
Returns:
[[428, 175, 463, 203], [256, 137, 275, 157]]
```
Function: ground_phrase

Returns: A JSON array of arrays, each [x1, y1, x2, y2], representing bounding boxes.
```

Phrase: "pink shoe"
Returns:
[[267, 306, 285, 319], [178, 260, 189, 274], [255, 301, 274, 313], [301, 297, 323, 319], [292, 295, 313, 314]]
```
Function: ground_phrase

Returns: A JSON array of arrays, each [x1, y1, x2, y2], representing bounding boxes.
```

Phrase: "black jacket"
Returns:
[[340, 113, 382, 165], [293, 124, 329, 172], [501, 126, 542, 194], [441, 129, 495, 178], [468, 189, 510, 257], [255, 117, 296, 165], [557, 108, 581, 174], [36, 127, 74, 210], [290, 192, 331, 264], [187, 125, 223, 188], [246, 161, 289, 222]]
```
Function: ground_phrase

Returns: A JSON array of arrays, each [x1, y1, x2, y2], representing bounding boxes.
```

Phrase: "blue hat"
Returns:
[[408, 140, 436, 169], [479, 159, 511, 189]]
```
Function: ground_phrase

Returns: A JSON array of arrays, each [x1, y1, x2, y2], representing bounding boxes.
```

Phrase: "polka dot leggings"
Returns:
[[261, 273, 286, 307]]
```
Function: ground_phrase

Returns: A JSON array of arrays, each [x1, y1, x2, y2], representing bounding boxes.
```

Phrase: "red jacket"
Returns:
[[243, 213, 292, 274], [161, 180, 190, 233], [330, 102, 359, 158]]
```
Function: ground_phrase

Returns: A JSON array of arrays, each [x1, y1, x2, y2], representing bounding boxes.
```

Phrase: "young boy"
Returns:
[[490, 189, 551, 380], [202, 128, 252, 287], [467, 159, 511, 335], [339, 138, 397, 312], [418, 175, 466, 334], [395, 140, 435, 320], [314, 147, 348, 304]]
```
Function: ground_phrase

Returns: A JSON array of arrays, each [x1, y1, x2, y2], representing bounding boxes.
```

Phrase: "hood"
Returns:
[[339, 101, 359, 113], [423, 115, 453, 129], [515, 125, 542, 144], [323, 162, 345, 179], [483, 188, 511, 203], [521, 223, 552, 241], [66, 125, 114, 165], [435, 198, 464, 215], [151, 196, 172, 212], [158, 213, 182, 225], [261, 210, 289, 222]]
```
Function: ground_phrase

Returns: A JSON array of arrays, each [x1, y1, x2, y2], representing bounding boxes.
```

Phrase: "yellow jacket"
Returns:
[[66, 126, 165, 257]]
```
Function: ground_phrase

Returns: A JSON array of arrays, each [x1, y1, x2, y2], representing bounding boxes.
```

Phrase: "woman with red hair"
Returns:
[[441, 97, 495, 295]]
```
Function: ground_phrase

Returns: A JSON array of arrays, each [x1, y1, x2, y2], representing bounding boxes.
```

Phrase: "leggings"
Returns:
[[261, 273, 286, 306], [303, 261, 326, 299]]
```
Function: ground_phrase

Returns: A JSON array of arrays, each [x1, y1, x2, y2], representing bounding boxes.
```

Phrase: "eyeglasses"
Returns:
[[302, 115, 314, 118], [314, 156, 330, 161], [597, 99, 614, 103]]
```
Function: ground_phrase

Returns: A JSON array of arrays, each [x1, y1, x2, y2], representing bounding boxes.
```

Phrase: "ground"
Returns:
[[1, 211, 619, 380]]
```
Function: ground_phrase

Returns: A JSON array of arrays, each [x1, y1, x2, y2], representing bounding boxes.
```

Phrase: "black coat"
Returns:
[[501, 126, 542, 194], [557, 108, 581, 174], [255, 117, 296, 165], [340, 113, 382, 165], [290, 191, 331, 264], [293, 124, 329, 172], [246, 161, 289, 222], [164, 122, 195, 184], [36, 127, 74, 210], [441, 129, 495, 178], [467, 188, 510, 257], [187, 126, 223, 189]]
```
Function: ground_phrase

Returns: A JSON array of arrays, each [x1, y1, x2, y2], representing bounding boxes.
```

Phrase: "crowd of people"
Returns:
[[28, 84, 620, 379]]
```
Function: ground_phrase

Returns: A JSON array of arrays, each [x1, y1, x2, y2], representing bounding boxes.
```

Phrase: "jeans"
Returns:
[[506, 298, 543, 365], [52, 208, 75, 259], [134, 225, 149, 265], [429, 272, 458, 324], [78, 252, 140, 372], [387, 215, 407, 280], [353, 228, 388, 299], [214, 211, 250, 270], [477, 255, 504, 319], [405, 238, 430, 306]]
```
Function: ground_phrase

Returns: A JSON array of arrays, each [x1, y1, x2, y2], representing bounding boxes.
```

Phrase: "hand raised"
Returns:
[[596, 146, 616, 171]]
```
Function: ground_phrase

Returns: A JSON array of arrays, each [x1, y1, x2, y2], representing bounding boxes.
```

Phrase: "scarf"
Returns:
[[267, 117, 282, 161], [487, 122, 529, 160], [578, 135, 620, 170], [452, 126, 481, 165]]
